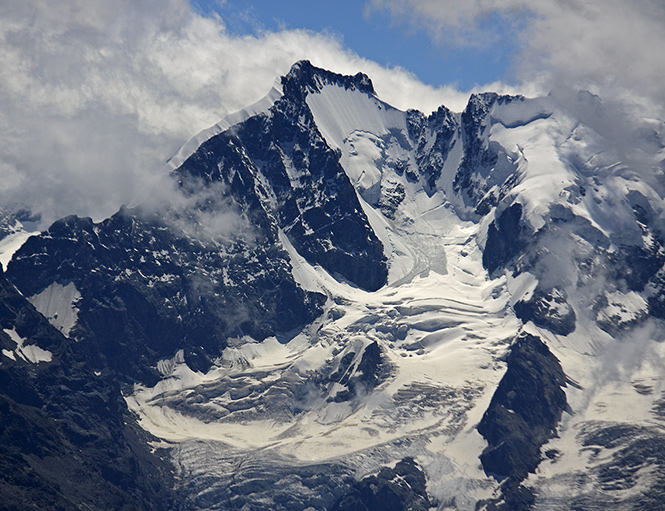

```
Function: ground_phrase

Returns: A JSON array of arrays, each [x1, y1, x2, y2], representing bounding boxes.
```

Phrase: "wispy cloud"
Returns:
[[0, 0, 472, 229]]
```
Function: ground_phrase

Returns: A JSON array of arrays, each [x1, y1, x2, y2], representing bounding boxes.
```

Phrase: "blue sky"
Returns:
[[192, 0, 517, 89]]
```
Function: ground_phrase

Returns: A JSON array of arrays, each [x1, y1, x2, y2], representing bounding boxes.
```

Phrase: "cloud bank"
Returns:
[[0, 0, 475, 229]]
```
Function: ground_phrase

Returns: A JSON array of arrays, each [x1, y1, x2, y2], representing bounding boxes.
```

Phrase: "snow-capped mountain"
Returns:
[[2, 61, 665, 510]]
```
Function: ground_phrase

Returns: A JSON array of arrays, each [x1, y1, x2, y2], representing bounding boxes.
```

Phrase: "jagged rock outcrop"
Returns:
[[0, 267, 179, 510]]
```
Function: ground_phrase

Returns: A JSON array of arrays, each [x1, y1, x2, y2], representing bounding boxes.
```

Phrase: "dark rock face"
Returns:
[[331, 457, 432, 511], [407, 106, 458, 192], [618, 244, 665, 293], [281, 59, 376, 100], [454, 93, 522, 215], [457, 93, 501, 194], [646, 269, 665, 320], [607, 195, 665, 298], [483, 203, 527, 275], [0, 269, 179, 510], [514, 287, 577, 336], [378, 180, 406, 220], [176, 60, 388, 292], [325, 341, 391, 403], [628, 198, 665, 319], [477, 332, 569, 510], [7, 208, 324, 384]]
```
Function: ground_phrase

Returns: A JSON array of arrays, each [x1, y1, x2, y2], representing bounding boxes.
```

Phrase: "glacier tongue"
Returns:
[[127, 211, 519, 507]]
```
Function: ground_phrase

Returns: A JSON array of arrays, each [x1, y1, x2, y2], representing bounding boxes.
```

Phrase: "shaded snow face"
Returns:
[[28, 282, 81, 338]]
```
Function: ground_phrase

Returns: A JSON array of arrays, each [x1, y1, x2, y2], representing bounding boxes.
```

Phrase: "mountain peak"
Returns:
[[464, 91, 525, 117], [8, 59, 665, 511], [281, 60, 375, 101]]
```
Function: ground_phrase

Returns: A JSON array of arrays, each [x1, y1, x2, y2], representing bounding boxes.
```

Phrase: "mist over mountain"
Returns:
[[2, 61, 665, 510]]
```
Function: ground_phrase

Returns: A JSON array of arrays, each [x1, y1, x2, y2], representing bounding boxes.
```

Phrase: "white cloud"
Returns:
[[369, 0, 665, 113], [0, 0, 474, 229]]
